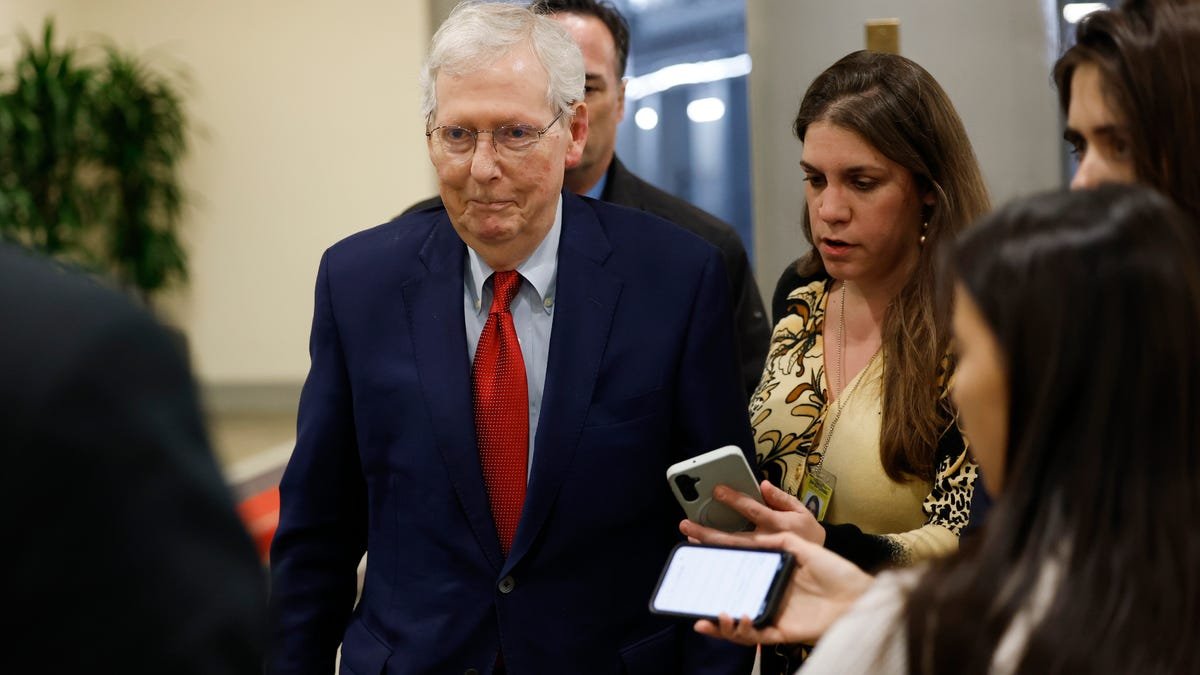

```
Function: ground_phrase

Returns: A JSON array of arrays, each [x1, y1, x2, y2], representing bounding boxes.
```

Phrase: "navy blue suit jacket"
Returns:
[[269, 193, 755, 674]]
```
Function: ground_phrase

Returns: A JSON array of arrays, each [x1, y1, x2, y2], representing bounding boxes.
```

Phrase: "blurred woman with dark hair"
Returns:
[[690, 184, 1200, 673]]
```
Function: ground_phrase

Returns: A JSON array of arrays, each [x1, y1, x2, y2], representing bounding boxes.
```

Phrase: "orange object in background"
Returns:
[[237, 486, 280, 562]]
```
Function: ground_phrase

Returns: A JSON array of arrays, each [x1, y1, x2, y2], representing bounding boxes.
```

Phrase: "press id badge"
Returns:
[[799, 467, 836, 522]]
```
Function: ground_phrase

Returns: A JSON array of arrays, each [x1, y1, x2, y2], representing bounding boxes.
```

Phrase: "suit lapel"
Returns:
[[403, 215, 504, 570], [506, 194, 621, 571]]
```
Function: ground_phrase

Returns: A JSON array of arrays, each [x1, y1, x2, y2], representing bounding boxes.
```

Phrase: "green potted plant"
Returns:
[[0, 19, 190, 306], [0, 20, 99, 265]]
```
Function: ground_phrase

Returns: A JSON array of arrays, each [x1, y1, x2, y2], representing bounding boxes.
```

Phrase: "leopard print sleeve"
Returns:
[[823, 421, 977, 570], [918, 420, 976, 537], [822, 359, 980, 571], [882, 421, 977, 561], [878, 354, 978, 564]]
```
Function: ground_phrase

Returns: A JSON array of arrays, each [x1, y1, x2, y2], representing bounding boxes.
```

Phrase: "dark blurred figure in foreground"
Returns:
[[0, 243, 267, 673]]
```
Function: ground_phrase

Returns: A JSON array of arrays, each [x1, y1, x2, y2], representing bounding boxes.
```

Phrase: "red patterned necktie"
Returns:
[[472, 270, 528, 555]]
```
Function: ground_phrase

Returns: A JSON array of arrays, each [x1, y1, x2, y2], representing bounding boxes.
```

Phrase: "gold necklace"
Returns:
[[836, 279, 846, 394], [816, 280, 879, 470]]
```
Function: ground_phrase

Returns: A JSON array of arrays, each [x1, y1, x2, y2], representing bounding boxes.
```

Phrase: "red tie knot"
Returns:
[[489, 270, 521, 314]]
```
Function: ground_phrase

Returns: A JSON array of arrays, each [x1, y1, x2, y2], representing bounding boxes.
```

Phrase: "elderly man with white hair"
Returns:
[[267, 2, 754, 674]]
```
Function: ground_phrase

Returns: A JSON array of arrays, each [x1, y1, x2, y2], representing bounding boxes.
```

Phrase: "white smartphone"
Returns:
[[649, 543, 794, 627], [666, 445, 763, 532]]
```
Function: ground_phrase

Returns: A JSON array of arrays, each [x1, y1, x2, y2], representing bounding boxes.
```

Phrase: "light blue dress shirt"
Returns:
[[583, 172, 607, 200], [464, 196, 561, 475]]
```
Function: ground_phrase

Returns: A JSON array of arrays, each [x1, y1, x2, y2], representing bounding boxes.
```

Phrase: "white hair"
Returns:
[[419, 1, 584, 124]]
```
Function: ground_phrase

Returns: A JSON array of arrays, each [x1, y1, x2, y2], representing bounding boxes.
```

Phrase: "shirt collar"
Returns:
[[466, 194, 561, 315], [583, 171, 608, 200]]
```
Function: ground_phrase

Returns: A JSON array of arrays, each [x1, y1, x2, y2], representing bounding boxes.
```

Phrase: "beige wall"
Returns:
[[1, 2, 65, 38], [4, 1, 435, 389], [747, 0, 1063, 295]]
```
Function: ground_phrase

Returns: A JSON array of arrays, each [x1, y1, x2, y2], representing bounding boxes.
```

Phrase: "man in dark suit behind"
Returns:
[[269, 3, 754, 674], [408, 0, 771, 398], [0, 243, 267, 673]]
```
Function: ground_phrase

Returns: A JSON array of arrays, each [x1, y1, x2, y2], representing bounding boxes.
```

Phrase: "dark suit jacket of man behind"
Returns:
[[405, 155, 771, 398], [602, 157, 769, 394], [270, 192, 755, 674], [0, 244, 267, 674]]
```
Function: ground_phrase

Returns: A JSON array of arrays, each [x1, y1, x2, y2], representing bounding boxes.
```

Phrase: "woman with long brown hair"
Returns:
[[725, 49, 990, 673], [748, 49, 989, 570]]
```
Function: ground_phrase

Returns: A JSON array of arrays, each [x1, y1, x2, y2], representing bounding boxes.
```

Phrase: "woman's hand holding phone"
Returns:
[[686, 532, 874, 646], [681, 480, 826, 546], [679, 481, 873, 645]]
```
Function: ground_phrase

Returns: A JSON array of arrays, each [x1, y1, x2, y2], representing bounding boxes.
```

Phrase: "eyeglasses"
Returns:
[[426, 110, 564, 163]]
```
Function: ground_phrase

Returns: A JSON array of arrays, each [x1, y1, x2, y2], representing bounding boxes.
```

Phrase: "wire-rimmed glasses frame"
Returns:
[[425, 109, 565, 164]]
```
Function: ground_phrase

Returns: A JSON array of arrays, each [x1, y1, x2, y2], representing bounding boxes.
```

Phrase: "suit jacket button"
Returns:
[[498, 575, 515, 594]]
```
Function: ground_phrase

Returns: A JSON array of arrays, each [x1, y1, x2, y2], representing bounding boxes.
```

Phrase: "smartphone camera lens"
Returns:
[[674, 474, 701, 501]]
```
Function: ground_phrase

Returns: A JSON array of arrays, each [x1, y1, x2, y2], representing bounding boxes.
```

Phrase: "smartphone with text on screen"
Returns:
[[649, 543, 794, 627]]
